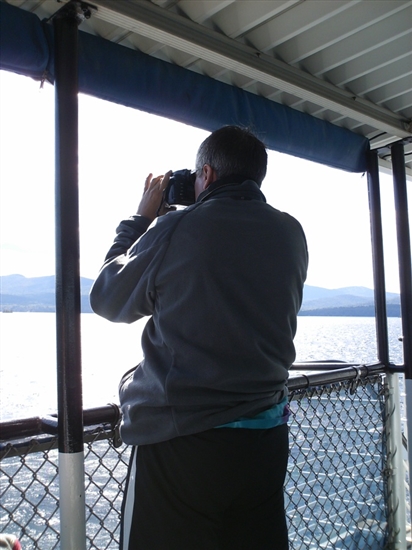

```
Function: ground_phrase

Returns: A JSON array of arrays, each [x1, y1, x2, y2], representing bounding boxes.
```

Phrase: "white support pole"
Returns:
[[59, 451, 87, 550], [386, 372, 407, 549], [391, 140, 412, 528], [405, 378, 412, 540]]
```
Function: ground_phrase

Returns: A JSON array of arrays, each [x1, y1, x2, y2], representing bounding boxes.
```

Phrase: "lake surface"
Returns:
[[0, 313, 402, 549], [0, 313, 404, 422]]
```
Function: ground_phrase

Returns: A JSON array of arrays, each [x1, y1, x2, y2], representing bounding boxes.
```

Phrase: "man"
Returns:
[[90, 126, 308, 549]]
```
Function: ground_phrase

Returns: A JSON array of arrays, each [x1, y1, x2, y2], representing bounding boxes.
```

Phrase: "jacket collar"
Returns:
[[197, 177, 266, 203]]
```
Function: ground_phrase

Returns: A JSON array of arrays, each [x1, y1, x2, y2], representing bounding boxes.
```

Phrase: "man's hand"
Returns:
[[136, 171, 173, 222]]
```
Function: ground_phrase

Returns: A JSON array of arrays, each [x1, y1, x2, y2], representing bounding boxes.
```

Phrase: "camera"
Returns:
[[164, 169, 196, 206]]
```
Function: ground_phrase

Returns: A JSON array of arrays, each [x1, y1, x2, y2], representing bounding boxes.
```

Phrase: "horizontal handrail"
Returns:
[[292, 360, 403, 373], [291, 360, 359, 370], [0, 365, 386, 446], [289, 362, 385, 389], [0, 403, 120, 443]]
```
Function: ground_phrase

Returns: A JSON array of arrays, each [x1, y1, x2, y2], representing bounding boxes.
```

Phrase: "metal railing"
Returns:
[[0, 365, 406, 549]]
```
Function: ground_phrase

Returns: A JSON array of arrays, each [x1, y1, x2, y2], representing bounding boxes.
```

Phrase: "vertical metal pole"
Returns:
[[367, 149, 390, 364], [367, 149, 406, 547], [392, 142, 412, 523], [53, 4, 86, 549], [392, 142, 412, 377]]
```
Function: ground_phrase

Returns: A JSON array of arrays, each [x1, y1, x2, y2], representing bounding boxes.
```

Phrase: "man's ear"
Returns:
[[203, 164, 218, 189]]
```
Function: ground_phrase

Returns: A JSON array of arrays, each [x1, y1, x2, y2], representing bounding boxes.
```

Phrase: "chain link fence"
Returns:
[[0, 371, 395, 549], [287, 375, 388, 549]]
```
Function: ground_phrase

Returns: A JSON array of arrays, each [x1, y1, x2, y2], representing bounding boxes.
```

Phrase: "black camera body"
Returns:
[[164, 169, 196, 206]]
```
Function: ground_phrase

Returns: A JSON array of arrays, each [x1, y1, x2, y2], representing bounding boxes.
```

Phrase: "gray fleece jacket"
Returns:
[[90, 179, 308, 445]]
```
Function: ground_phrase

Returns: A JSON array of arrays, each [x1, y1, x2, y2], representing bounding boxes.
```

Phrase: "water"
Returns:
[[294, 315, 403, 364], [0, 313, 404, 548], [0, 313, 404, 422]]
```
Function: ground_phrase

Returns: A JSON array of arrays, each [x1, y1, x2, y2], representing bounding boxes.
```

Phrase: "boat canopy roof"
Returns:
[[1, 0, 411, 175]]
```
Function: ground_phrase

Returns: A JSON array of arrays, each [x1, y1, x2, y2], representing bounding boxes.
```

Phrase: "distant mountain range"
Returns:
[[0, 274, 401, 316], [301, 285, 400, 317], [0, 274, 94, 313]]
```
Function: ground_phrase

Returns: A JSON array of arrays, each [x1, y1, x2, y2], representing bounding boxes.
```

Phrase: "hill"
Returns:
[[1, 274, 94, 313], [0, 275, 401, 316], [300, 285, 400, 317]]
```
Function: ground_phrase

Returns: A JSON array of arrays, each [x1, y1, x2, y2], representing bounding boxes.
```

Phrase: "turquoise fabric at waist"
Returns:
[[215, 397, 290, 429]]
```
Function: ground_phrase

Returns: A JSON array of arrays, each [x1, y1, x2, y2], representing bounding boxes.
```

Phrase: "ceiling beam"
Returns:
[[378, 157, 412, 181]]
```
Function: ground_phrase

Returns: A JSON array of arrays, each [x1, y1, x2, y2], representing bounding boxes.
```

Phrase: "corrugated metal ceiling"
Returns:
[[5, 0, 412, 175]]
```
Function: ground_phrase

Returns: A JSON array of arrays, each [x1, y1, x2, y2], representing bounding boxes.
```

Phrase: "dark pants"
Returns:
[[121, 424, 289, 550]]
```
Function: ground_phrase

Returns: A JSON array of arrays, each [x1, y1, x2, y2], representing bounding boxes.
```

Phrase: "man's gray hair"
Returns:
[[195, 126, 267, 186]]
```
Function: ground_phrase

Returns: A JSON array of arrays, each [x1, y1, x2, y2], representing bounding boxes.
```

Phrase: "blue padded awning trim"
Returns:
[[0, 2, 369, 173], [0, 2, 50, 79]]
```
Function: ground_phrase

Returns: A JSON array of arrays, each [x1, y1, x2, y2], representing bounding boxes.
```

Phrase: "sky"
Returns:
[[0, 70, 409, 293]]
